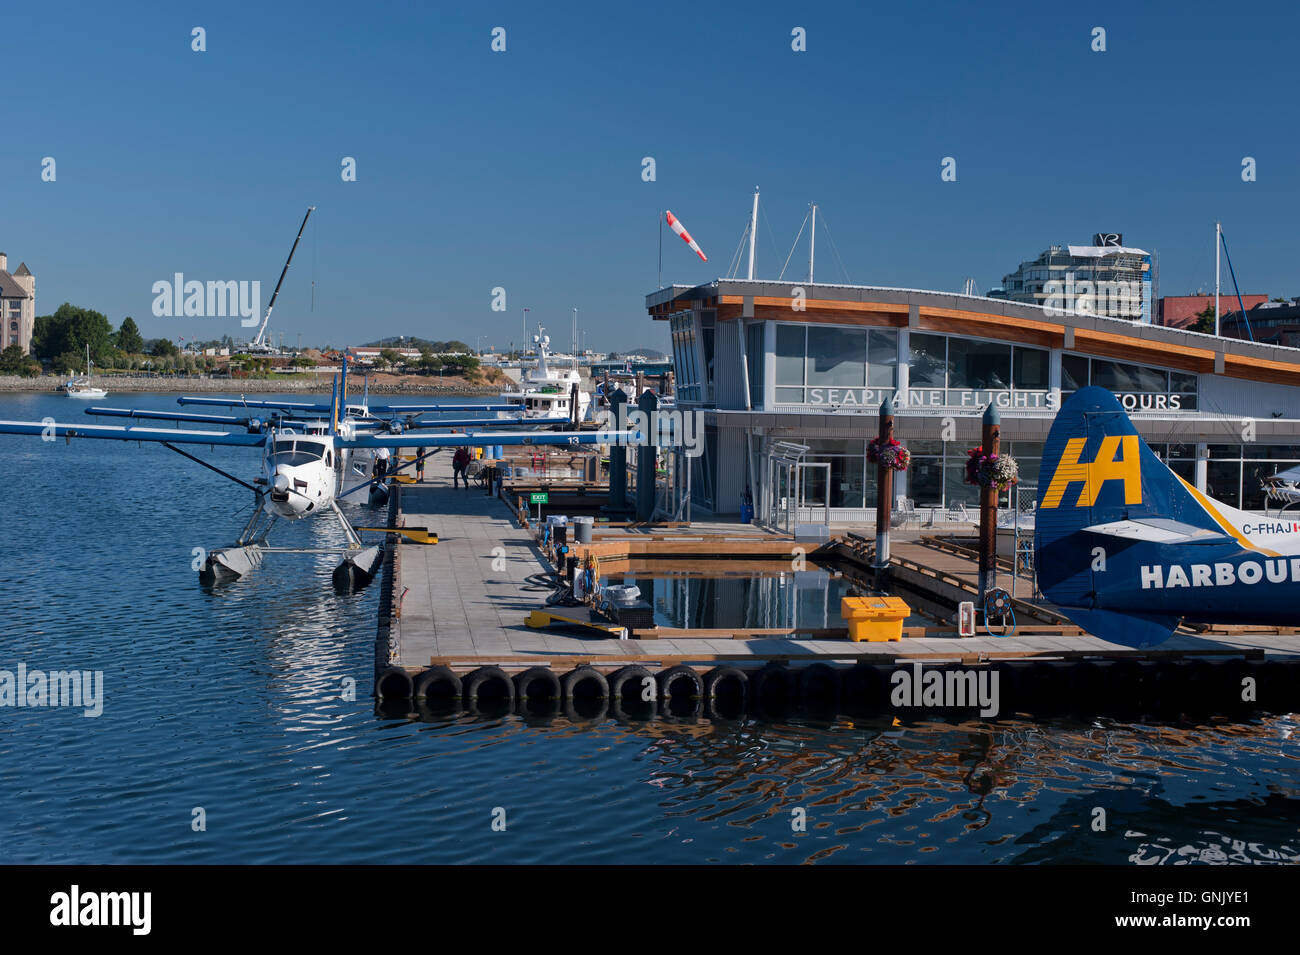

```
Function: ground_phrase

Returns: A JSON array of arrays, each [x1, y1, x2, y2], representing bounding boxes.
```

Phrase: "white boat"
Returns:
[[64, 346, 108, 399], [500, 326, 590, 422]]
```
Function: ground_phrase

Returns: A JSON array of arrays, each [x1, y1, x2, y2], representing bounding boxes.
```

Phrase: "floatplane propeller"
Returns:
[[0, 357, 634, 591]]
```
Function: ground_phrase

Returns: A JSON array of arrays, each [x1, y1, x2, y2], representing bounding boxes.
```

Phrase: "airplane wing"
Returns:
[[338, 429, 636, 449], [1081, 519, 1236, 546], [367, 403, 519, 414], [0, 419, 267, 447], [86, 406, 272, 427], [177, 396, 331, 412], [389, 415, 572, 431]]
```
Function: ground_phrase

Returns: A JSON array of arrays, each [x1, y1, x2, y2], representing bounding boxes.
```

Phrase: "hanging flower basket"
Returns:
[[964, 447, 1019, 491], [868, 436, 911, 472]]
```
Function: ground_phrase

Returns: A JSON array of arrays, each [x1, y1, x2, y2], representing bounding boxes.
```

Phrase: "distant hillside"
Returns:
[[621, 347, 668, 359], [360, 337, 469, 352]]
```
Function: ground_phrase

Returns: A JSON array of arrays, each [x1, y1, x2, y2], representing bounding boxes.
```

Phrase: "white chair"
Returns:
[[946, 501, 970, 523], [892, 496, 917, 529]]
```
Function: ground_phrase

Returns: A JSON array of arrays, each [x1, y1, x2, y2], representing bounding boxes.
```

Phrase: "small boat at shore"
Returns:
[[64, 346, 108, 399]]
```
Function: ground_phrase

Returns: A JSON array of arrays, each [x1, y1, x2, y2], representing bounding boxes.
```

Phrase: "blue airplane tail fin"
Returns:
[[1035, 387, 1222, 647]]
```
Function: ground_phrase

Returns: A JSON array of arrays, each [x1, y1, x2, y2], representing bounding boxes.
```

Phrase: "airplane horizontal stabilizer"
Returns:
[[1081, 519, 1235, 546]]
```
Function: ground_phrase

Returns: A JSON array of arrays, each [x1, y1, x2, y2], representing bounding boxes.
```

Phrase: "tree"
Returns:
[[32, 303, 114, 364], [1193, 304, 1217, 335], [54, 350, 85, 375], [116, 316, 144, 354], [0, 344, 40, 376], [379, 348, 403, 370], [149, 338, 180, 358]]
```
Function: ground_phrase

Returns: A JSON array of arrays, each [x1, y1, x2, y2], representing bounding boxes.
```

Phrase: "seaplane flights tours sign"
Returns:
[[798, 388, 1189, 412]]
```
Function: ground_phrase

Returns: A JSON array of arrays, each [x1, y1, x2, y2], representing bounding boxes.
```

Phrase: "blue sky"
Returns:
[[5, 0, 1298, 352]]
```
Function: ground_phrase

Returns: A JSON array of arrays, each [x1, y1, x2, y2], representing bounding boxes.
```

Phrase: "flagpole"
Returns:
[[658, 212, 663, 289]]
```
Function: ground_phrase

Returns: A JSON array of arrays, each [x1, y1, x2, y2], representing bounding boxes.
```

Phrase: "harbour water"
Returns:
[[1, 393, 1296, 864]]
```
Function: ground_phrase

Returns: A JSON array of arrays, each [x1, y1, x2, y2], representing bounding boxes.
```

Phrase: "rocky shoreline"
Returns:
[[0, 374, 500, 395]]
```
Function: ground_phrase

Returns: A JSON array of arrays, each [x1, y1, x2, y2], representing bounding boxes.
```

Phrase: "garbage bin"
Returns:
[[572, 515, 595, 544]]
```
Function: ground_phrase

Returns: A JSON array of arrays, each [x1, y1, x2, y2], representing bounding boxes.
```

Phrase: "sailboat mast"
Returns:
[[747, 188, 759, 280], [1214, 221, 1221, 336], [809, 203, 817, 284]]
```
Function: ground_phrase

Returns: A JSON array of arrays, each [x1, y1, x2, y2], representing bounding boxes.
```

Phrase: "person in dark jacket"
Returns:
[[452, 446, 471, 488]]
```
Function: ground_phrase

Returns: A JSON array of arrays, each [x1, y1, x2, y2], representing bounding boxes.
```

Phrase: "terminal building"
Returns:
[[646, 279, 1300, 522]]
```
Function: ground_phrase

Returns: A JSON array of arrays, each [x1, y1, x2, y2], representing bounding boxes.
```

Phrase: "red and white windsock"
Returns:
[[665, 210, 707, 262]]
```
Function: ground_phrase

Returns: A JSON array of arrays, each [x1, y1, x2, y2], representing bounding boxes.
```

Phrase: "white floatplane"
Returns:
[[1261, 465, 1300, 517], [0, 357, 632, 589]]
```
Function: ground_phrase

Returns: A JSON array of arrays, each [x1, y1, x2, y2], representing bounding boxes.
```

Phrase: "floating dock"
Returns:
[[373, 455, 1300, 719]]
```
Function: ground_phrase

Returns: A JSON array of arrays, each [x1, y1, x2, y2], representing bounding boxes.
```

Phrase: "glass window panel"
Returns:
[[868, 329, 898, 387], [747, 322, 765, 406], [947, 338, 1011, 390], [1209, 445, 1241, 459], [1242, 462, 1277, 511], [909, 333, 947, 388], [1012, 347, 1049, 390], [1206, 460, 1241, 508], [1091, 360, 1168, 393], [944, 459, 980, 507], [909, 456, 944, 505], [1061, 354, 1089, 391], [1170, 371, 1198, 394], [1169, 459, 1195, 484], [1006, 442, 1043, 459], [805, 326, 867, 387], [1015, 456, 1041, 488], [775, 324, 805, 386], [774, 386, 803, 403], [811, 455, 867, 508], [1249, 446, 1300, 459], [861, 464, 879, 509], [1167, 443, 1193, 458], [908, 440, 944, 455]]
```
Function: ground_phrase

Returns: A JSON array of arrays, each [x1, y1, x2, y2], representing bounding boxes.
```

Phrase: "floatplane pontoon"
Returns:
[[0, 357, 630, 590]]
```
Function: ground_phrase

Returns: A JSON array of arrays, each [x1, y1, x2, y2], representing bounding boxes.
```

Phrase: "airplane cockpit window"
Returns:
[[269, 440, 328, 467]]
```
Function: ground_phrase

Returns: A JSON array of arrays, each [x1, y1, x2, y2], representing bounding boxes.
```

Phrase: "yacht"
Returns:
[[500, 327, 590, 422]]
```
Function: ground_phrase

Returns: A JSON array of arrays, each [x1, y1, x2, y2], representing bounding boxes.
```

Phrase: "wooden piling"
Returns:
[[873, 397, 894, 580], [977, 403, 1001, 604]]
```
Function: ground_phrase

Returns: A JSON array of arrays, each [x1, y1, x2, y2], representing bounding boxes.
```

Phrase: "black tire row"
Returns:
[[375, 657, 1300, 721]]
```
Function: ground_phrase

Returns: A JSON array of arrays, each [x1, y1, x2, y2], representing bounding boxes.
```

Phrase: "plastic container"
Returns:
[[840, 596, 910, 642], [739, 501, 753, 524], [571, 515, 595, 544]]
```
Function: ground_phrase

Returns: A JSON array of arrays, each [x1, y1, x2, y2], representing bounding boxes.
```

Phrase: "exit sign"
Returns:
[[529, 492, 549, 504]]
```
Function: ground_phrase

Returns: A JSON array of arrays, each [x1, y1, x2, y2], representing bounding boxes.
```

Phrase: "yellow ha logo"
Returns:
[[1041, 435, 1141, 508]]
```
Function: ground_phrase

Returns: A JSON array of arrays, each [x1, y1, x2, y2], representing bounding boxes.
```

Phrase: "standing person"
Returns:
[[373, 446, 391, 482], [452, 446, 470, 488], [416, 447, 427, 482]]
